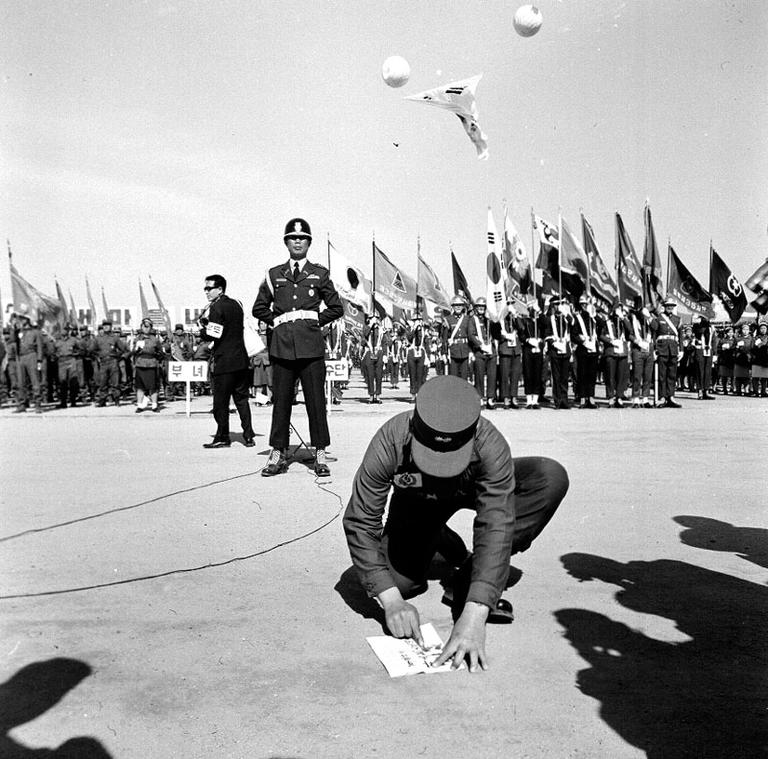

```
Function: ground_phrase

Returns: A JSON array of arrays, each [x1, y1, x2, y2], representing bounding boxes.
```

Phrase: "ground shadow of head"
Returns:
[[556, 553, 768, 758], [674, 515, 768, 571], [0, 657, 112, 758]]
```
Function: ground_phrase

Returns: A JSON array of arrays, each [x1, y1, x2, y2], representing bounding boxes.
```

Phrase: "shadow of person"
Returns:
[[335, 565, 386, 629], [0, 657, 112, 758], [674, 515, 768, 572], [556, 553, 768, 758]]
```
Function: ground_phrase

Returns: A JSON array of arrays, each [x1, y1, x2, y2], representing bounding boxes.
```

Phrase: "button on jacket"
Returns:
[[253, 260, 343, 361]]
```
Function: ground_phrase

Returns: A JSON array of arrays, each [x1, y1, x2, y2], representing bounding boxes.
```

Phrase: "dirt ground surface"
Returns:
[[1, 377, 766, 759]]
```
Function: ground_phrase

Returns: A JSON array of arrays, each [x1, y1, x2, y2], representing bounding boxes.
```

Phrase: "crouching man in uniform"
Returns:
[[343, 375, 569, 672]]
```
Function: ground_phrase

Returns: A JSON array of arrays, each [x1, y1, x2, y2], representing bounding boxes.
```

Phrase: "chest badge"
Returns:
[[308, 288, 315, 296], [393, 472, 423, 488]]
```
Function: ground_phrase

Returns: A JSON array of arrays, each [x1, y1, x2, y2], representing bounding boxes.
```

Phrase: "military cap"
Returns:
[[283, 218, 312, 240]]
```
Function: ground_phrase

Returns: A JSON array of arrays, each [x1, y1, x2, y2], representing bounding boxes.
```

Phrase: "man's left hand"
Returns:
[[433, 601, 489, 673]]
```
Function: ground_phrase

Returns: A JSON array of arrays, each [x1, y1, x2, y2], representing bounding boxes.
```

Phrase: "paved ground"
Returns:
[[1, 376, 766, 758]]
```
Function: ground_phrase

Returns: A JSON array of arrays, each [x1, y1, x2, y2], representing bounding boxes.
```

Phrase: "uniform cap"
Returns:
[[451, 295, 465, 306], [578, 294, 589, 304], [283, 218, 312, 240], [101, 319, 112, 326], [174, 323, 184, 331], [663, 296, 676, 306], [474, 297, 487, 306], [411, 376, 481, 478]]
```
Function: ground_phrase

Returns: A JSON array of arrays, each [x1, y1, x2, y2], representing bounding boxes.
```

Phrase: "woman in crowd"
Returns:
[[750, 321, 768, 398], [732, 322, 753, 396], [132, 318, 165, 412], [715, 325, 735, 394]]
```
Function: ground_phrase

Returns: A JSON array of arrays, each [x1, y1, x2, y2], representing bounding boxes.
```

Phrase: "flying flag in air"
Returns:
[[328, 241, 372, 311], [417, 249, 451, 309], [485, 208, 506, 321], [149, 276, 173, 333], [9, 253, 61, 325], [751, 291, 768, 315], [745, 258, 768, 294], [709, 247, 747, 323], [559, 216, 590, 299], [85, 275, 99, 327], [642, 203, 664, 309], [666, 245, 714, 318], [615, 213, 643, 308], [581, 214, 618, 308], [451, 249, 474, 305], [533, 213, 560, 295], [373, 243, 417, 311], [503, 208, 532, 297], [405, 74, 489, 160]]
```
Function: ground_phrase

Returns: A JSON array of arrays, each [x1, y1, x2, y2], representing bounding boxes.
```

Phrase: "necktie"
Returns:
[[293, 262, 300, 279]]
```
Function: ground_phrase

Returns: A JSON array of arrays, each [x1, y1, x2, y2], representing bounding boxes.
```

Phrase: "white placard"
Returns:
[[325, 358, 350, 380], [167, 361, 209, 382]]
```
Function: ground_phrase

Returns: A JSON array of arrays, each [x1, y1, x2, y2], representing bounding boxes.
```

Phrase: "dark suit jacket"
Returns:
[[253, 260, 343, 361], [202, 295, 249, 375]]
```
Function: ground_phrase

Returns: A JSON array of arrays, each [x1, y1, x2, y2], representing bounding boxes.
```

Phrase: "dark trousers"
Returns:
[[269, 356, 329, 449], [473, 352, 497, 399], [522, 349, 544, 395], [57, 360, 80, 406], [362, 355, 383, 396], [657, 351, 678, 399], [604, 355, 629, 399], [16, 354, 41, 409], [631, 350, 654, 398], [695, 352, 713, 392], [549, 353, 570, 404], [574, 349, 598, 399], [97, 361, 121, 403], [407, 353, 427, 395], [212, 367, 254, 442], [382, 457, 569, 596], [449, 355, 469, 380], [499, 354, 522, 400], [387, 357, 399, 385]]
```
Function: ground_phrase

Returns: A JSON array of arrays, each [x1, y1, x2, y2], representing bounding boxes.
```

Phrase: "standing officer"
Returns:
[[467, 297, 498, 408], [406, 316, 429, 401], [544, 297, 573, 410], [570, 295, 599, 409], [199, 274, 255, 447], [443, 295, 471, 379], [361, 314, 385, 404], [253, 218, 343, 476], [626, 297, 655, 408], [497, 299, 523, 409], [520, 302, 545, 409], [13, 312, 43, 413], [652, 297, 682, 408], [54, 323, 83, 408], [599, 301, 630, 408], [94, 320, 128, 407], [692, 315, 717, 400], [343, 375, 569, 672]]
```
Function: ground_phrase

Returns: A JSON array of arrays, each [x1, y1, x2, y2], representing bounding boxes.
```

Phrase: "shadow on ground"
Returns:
[[556, 548, 768, 758], [674, 514, 768, 572], [0, 657, 112, 758]]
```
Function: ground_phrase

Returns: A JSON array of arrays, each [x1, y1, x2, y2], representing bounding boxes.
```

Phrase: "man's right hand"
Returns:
[[377, 587, 424, 647]]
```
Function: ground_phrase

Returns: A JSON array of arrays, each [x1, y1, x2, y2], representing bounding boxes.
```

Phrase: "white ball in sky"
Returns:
[[381, 56, 410, 88], [513, 5, 543, 37]]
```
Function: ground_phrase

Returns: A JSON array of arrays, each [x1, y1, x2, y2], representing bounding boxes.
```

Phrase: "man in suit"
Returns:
[[199, 274, 255, 448], [253, 218, 344, 476]]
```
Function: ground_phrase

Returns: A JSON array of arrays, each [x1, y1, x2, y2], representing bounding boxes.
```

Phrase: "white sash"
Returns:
[[575, 313, 596, 352], [660, 313, 679, 339], [631, 315, 651, 352]]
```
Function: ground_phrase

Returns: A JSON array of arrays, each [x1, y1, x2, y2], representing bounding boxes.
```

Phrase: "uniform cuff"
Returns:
[[466, 580, 500, 609]]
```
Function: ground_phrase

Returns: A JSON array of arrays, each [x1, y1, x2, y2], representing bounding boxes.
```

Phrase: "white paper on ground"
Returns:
[[366, 623, 464, 677]]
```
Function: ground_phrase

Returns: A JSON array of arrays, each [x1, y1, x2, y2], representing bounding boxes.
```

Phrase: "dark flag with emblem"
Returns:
[[9, 246, 61, 326], [709, 247, 747, 323], [559, 216, 589, 299], [615, 213, 643, 308], [667, 245, 714, 318], [373, 243, 417, 311], [533, 213, 560, 296], [338, 294, 366, 333], [581, 213, 618, 308], [642, 203, 664, 309], [451, 249, 474, 305]]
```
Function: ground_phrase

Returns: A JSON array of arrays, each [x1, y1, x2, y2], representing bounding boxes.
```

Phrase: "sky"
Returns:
[[2, 0, 767, 319]]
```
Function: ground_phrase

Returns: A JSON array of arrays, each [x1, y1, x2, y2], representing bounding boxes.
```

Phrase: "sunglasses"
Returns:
[[203, 285, 219, 292]]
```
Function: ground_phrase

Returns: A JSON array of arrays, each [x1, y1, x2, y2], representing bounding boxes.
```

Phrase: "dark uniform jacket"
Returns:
[[497, 314, 523, 357], [93, 333, 128, 365], [468, 314, 500, 355], [343, 412, 515, 609], [201, 295, 249, 375], [652, 312, 681, 357], [544, 311, 572, 357], [442, 313, 470, 359], [570, 309, 599, 354], [253, 260, 343, 361], [17, 327, 44, 360], [598, 313, 630, 357], [54, 335, 83, 364]]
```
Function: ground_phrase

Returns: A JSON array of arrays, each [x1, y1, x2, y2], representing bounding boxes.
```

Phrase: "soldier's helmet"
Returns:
[[474, 297, 487, 307], [451, 295, 465, 307], [283, 218, 312, 240]]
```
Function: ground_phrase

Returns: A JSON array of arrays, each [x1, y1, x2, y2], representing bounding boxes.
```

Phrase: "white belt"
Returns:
[[273, 310, 319, 327]]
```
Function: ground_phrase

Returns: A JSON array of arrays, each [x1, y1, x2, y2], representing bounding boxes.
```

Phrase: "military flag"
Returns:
[[417, 249, 450, 309], [559, 216, 589, 299], [138, 278, 150, 319], [404, 74, 489, 160], [615, 213, 643, 308], [642, 203, 664, 309], [451, 249, 474, 305], [745, 259, 768, 294], [55, 279, 69, 328], [709, 247, 747, 323], [85, 275, 99, 327], [581, 214, 618, 308], [750, 291, 768, 315], [373, 243, 417, 311], [666, 245, 714, 318], [485, 208, 506, 321], [101, 287, 110, 324], [338, 295, 366, 333], [149, 276, 173, 333], [533, 213, 560, 295], [9, 253, 61, 325], [68, 289, 79, 326], [328, 240, 372, 311], [503, 208, 532, 296]]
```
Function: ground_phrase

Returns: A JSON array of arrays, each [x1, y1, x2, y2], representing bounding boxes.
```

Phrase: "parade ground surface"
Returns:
[[1, 379, 766, 759]]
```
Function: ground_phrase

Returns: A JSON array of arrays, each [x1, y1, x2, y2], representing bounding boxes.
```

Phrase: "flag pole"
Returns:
[[326, 233, 331, 271], [530, 208, 539, 340], [371, 233, 376, 317]]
